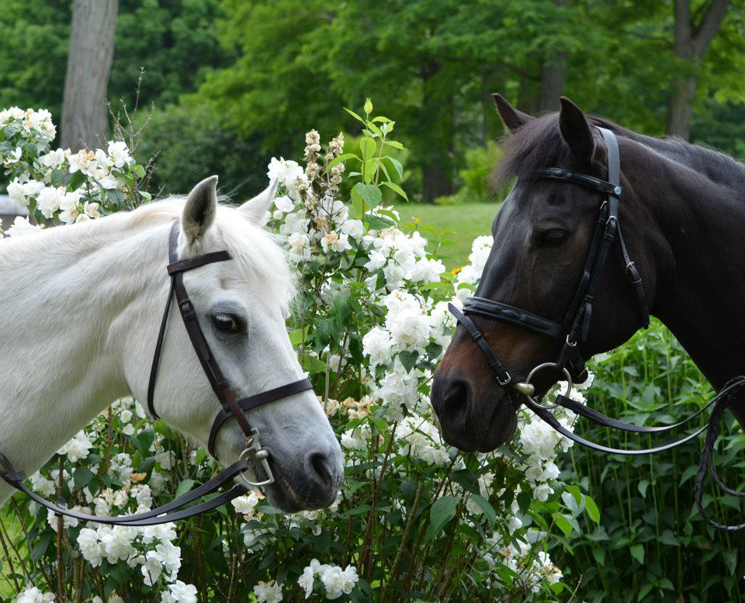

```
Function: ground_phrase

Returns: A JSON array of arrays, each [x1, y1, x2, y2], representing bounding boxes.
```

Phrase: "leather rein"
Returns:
[[0, 221, 313, 525], [448, 127, 745, 531]]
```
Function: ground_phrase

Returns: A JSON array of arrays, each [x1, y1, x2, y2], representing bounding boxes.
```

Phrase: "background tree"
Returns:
[[667, 0, 730, 139], [60, 0, 119, 151]]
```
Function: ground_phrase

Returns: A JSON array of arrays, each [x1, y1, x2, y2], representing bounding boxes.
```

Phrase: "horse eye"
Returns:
[[539, 229, 569, 247], [212, 313, 243, 334]]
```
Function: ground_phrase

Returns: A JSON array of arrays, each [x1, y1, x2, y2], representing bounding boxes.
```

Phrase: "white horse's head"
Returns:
[[128, 176, 343, 512]]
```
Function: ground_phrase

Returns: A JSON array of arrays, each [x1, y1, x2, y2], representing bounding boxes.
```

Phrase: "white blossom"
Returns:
[[253, 580, 283, 603]]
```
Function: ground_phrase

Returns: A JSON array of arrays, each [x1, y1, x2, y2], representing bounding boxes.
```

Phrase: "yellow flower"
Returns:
[[451, 266, 463, 275]]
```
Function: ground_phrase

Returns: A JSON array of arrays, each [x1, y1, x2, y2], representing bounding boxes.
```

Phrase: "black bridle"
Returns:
[[449, 126, 745, 531], [0, 221, 313, 525]]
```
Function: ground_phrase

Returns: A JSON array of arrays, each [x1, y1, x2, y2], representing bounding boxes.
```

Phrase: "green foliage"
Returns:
[[134, 105, 266, 197], [559, 320, 745, 603], [0, 0, 70, 120], [112, 0, 233, 111]]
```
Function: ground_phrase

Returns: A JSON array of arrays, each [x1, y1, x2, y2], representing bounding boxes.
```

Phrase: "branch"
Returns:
[[693, 0, 730, 57]]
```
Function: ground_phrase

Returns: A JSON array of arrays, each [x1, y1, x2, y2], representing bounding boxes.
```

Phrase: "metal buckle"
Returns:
[[237, 429, 275, 488], [513, 362, 573, 410], [625, 261, 635, 274], [497, 374, 512, 386], [565, 335, 577, 347]]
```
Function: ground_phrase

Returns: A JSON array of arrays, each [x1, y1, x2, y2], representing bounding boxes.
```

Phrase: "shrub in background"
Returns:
[[133, 105, 266, 198]]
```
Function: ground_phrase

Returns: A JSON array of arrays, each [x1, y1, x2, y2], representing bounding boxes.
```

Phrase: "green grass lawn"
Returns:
[[397, 203, 497, 269]]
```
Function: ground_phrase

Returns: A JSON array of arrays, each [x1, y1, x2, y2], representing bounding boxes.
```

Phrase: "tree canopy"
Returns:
[[1, 0, 743, 200]]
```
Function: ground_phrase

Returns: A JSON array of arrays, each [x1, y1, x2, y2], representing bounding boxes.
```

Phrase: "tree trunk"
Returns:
[[666, 0, 729, 140], [61, 0, 119, 151], [537, 0, 569, 113], [420, 60, 455, 203]]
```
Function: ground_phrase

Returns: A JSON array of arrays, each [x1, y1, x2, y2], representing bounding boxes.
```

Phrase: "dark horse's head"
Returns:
[[431, 95, 661, 452]]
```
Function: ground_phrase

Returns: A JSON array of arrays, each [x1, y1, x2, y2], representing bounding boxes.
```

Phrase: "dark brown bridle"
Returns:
[[0, 221, 313, 525]]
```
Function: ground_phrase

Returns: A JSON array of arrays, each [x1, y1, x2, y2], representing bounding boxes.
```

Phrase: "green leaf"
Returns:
[[69, 170, 86, 191], [425, 495, 459, 541], [469, 493, 496, 528], [133, 164, 146, 178], [425, 341, 443, 359], [553, 513, 573, 538], [630, 544, 644, 564], [175, 479, 196, 499], [384, 156, 404, 179], [658, 578, 674, 591], [382, 181, 408, 201], [679, 465, 698, 486], [637, 479, 649, 498], [31, 537, 51, 562], [344, 107, 366, 125], [73, 467, 95, 490], [584, 495, 600, 524], [365, 121, 383, 138], [326, 153, 358, 172], [360, 137, 377, 161], [398, 350, 419, 373], [637, 583, 653, 602], [565, 485, 582, 506], [591, 546, 605, 566], [384, 140, 405, 150], [724, 549, 737, 575], [659, 530, 679, 546], [364, 214, 394, 231], [353, 182, 382, 208]]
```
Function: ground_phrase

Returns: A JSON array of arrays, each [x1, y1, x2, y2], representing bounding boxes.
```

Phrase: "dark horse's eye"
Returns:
[[539, 229, 569, 248], [212, 313, 243, 334]]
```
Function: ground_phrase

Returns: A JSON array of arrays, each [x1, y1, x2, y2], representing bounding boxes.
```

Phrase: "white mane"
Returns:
[[1, 197, 297, 312]]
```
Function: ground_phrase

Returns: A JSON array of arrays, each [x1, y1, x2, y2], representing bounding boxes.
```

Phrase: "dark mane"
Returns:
[[492, 113, 745, 192]]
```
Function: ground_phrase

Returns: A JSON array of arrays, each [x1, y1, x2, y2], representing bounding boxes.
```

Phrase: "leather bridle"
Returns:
[[0, 221, 313, 525], [448, 126, 745, 531]]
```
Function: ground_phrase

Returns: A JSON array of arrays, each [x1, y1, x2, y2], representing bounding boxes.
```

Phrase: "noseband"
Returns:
[[449, 127, 745, 531], [0, 221, 313, 525]]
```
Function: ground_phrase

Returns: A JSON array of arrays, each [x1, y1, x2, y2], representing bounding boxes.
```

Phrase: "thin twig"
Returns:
[[0, 517, 21, 593]]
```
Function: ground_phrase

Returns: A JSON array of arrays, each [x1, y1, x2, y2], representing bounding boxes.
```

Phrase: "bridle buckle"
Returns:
[[238, 429, 275, 488]]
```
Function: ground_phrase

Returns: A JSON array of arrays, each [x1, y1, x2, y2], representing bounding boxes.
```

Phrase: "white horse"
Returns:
[[0, 176, 343, 512]]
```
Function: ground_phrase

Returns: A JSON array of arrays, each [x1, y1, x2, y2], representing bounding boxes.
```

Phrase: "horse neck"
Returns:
[[630, 140, 745, 389], [0, 215, 171, 478]]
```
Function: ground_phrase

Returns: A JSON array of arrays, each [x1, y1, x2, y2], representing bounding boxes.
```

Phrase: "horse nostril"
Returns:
[[307, 451, 334, 488], [445, 378, 469, 407]]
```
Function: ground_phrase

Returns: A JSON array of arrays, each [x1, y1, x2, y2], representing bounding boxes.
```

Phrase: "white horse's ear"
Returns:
[[182, 175, 219, 243], [239, 180, 278, 223]]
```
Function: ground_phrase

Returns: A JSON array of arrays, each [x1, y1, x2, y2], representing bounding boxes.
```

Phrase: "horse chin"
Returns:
[[263, 458, 338, 512]]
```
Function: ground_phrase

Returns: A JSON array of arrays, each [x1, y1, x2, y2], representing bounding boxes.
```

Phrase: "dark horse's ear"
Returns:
[[492, 93, 533, 134], [559, 97, 595, 162]]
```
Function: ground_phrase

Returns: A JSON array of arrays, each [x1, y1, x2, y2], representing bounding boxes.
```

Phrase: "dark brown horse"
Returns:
[[431, 94, 745, 453]]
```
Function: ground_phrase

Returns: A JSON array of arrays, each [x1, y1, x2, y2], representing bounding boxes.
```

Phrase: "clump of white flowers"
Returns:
[[0, 107, 148, 237], [15, 587, 55, 603], [297, 560, 359, 600]]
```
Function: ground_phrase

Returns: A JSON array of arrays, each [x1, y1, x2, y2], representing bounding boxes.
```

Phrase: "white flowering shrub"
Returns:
[[0, 103, 599, 602], [0, 107, 148, 237]]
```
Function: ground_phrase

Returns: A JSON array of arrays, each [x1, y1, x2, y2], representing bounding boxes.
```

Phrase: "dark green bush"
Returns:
[[135, 105, 268, 199]]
